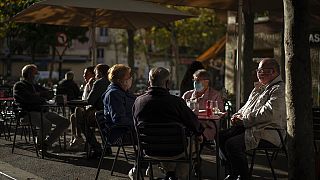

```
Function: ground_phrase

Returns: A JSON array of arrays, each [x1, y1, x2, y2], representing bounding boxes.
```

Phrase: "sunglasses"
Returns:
[[256, 68, 274, 74]]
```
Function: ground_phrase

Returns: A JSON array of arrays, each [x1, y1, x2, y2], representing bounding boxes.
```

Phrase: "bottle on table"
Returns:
[[206, 100, 213, 117]]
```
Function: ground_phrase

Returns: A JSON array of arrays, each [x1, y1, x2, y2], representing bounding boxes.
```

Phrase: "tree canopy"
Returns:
[[135, 7, 226, 57], [1, 0, 88, 58], [0, 0, 35, 38]]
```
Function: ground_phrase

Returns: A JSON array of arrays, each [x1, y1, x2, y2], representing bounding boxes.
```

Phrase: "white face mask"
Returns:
[[33, 74, 40, 84], [193, 81, 204, 92]]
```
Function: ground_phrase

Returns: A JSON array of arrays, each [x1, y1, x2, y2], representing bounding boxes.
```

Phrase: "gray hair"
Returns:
[[21, 64, 37, 79], [193, 69, 210, 80], [149, 67, 170, 87], [260, 58, 280, 74]]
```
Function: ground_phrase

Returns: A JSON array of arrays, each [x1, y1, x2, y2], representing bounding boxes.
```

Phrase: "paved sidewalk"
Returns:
[[0, 136, 288, 180], [0, 161, 44, 180]]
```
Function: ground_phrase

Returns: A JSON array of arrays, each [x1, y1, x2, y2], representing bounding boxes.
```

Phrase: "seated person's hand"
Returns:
[[197, 135, 203, 143], [231, 113, 244, 126]]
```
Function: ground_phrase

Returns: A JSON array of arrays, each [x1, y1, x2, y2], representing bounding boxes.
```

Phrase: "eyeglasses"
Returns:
[[192, 79, 208, 82], [256, 68, 274, 74]]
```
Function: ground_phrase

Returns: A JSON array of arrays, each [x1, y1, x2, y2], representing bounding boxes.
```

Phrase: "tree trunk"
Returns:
[[127, 30, 135, 71], [139, 31, 151, 71], [114, 40, 119, 64], [242, 11, 254, 102], [48, 45, 55, 83], [280, 30, 286, 81], [171, 26, 180, 89], [284, 0, 315, 179]]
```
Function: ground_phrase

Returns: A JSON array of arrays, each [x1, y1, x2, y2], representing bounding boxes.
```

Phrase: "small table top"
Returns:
[[42, 99, 88, 107], [67, 99, 88, 107], [198, 111, 227, 120], [0, 97, 14, 101]]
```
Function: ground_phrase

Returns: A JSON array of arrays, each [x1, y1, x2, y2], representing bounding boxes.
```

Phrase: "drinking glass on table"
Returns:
[[213, 100, 220, 114], [186, 99, 199, 115]]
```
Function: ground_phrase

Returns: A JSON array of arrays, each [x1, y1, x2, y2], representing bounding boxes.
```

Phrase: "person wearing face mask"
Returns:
[[180, 61, 204, 97], [13, 64, 70, 154], [101, 64, 136, 143], [182, 69, 224, 141]]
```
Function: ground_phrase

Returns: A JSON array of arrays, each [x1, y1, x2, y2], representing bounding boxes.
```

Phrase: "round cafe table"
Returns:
[[198, 110, 227, 180]]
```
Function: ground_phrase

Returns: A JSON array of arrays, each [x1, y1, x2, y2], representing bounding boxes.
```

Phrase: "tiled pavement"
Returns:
[[0, 133, 288, 180]]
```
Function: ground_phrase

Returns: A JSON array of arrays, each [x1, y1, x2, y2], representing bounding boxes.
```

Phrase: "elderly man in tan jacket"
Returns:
[[220, 58, 286, 180]]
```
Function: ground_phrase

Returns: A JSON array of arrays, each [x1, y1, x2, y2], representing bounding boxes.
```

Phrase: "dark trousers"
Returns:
[[77, 107, 101, 151], [219, 125, 249, 179]]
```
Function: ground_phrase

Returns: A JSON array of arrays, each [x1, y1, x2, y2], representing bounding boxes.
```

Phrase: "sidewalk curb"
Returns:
[[0, 161, 44, 180]]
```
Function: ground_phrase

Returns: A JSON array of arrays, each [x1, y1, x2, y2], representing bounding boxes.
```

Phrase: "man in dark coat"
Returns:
[[56, 71, 80, 101], [13, 64, 70, 152], [132, 67, 204, 180], [76, 64, 110, 158]]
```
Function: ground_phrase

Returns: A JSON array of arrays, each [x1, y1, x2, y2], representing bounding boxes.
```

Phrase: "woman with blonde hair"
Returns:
[[101, 64, 136, 143]]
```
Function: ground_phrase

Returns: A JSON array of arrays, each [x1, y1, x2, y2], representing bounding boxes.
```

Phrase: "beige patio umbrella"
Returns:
[[136, 0, 283, 12], [12, 0, 192, 65]]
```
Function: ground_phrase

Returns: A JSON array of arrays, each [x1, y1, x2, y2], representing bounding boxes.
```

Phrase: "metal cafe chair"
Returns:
[[247, 127, 287, 180], [313, 107, 320, 152], [135, 122, 201, 180], [94, 110, 136, 180], [0, 118, 8, 139], [11, 103, 39, 157], [1, 99, 15, 140]]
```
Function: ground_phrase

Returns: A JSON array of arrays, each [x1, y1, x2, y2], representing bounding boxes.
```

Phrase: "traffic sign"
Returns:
[[56, 32, 68, 46]]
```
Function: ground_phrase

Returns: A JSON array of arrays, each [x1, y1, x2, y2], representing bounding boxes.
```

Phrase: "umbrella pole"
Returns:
[[236, 0, 243, 111]]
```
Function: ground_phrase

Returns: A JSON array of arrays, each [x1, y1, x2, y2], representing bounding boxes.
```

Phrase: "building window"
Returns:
[[97, 48, 104, 58], [99, 28, 108, 37]]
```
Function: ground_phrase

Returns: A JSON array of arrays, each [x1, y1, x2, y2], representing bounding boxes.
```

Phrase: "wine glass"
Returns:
[[213, 100, 220, 114]]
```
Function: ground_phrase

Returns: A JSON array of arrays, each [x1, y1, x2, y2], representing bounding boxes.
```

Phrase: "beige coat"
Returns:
[[237, 76, 286, 150]]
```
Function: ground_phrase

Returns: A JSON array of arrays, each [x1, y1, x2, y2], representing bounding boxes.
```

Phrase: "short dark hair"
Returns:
[[86, 66, 95, 75], [149, 67, 170, 87], [95, 64, 110, 79]]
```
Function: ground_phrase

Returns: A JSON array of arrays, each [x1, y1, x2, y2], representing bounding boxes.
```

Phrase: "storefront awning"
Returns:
[[196, 35, 226, 62]]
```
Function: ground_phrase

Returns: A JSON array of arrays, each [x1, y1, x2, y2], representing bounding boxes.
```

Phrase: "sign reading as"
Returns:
[[309, 32, 320, 46]]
